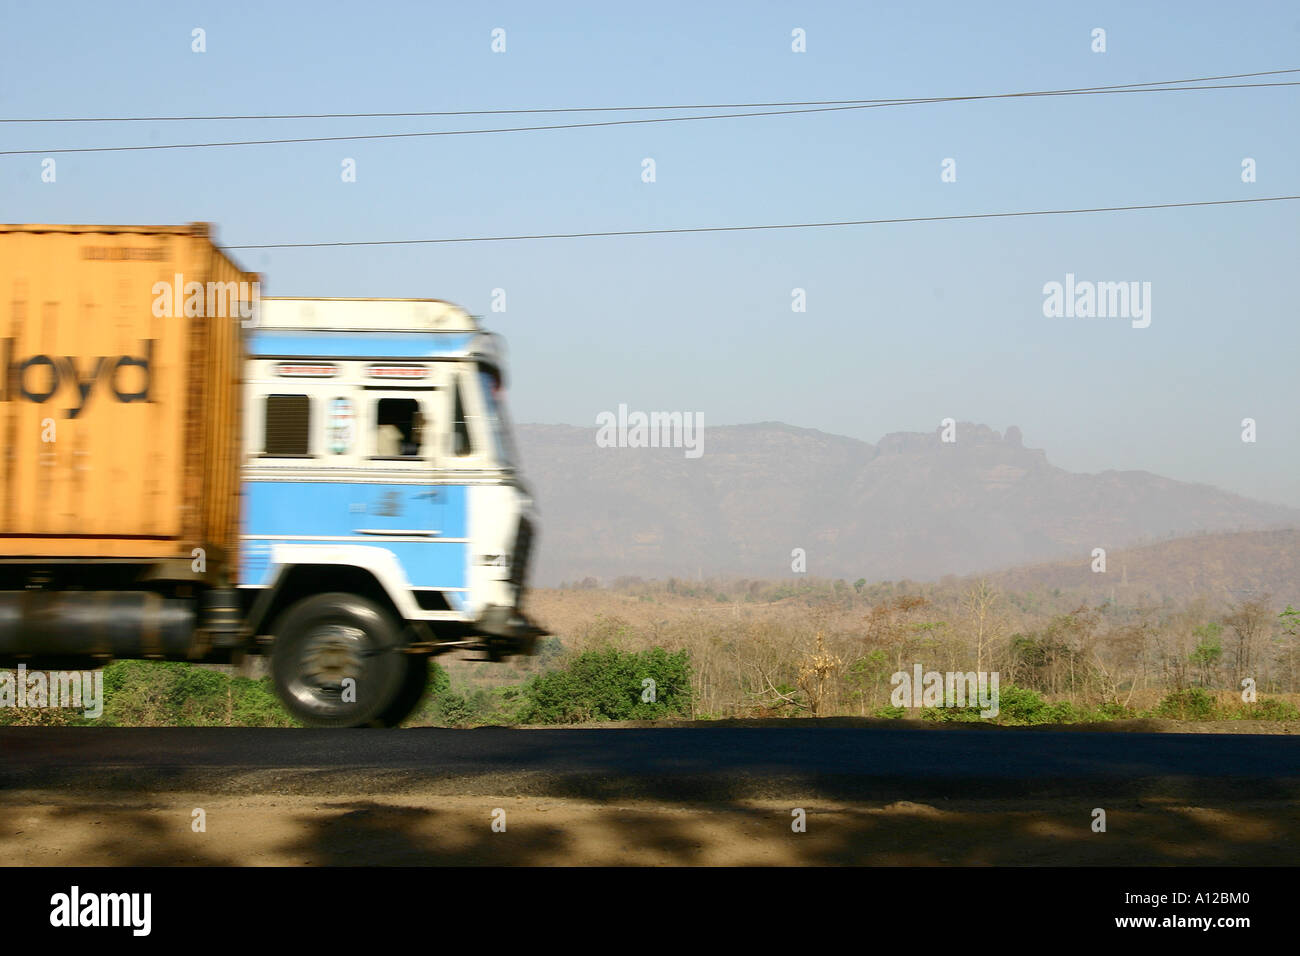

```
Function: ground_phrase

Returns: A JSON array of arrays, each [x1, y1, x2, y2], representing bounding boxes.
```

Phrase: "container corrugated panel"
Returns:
[[0, 223, 253, 581]]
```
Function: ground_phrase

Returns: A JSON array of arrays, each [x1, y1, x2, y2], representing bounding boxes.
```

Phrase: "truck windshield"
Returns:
[[479, 366, 517, 467]]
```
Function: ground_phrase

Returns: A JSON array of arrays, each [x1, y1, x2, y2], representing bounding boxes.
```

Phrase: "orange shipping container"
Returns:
[[0, 223, 252, 581]]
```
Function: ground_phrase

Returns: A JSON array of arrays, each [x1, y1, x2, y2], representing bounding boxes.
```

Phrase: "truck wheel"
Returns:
[[376, 655, 431, 727], [271, 593, 406, 728]]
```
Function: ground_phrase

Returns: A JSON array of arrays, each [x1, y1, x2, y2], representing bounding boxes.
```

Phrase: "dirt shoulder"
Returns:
[[3, 790, 1296, 866], [3, 720, 1296, 865]]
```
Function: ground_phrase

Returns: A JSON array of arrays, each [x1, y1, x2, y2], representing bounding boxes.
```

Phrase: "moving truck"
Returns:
[[0, 223, 543, 726]]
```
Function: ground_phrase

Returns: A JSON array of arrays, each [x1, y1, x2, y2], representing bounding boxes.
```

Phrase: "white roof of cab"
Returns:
[[259, 297, 480, 333]]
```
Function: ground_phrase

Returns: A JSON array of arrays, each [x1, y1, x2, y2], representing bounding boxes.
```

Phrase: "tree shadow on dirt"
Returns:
[[5, 777, 1297, 866]]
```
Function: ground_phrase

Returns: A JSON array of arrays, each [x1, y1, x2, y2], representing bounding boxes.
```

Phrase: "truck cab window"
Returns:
[[375, 397, 423, 458], [478, 365, 516, 467], [264, 394, 311, 456], [453, 379, 472, 456]]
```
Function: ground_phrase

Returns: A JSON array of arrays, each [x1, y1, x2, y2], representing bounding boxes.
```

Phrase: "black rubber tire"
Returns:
[[375, 655, 432, 727], [270, 592, 406, 728]]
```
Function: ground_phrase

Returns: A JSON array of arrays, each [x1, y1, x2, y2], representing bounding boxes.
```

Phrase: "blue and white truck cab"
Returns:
[[238, 298, 544, 726]]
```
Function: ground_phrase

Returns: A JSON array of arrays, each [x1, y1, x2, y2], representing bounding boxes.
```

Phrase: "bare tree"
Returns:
[[1225, 595, 1272, 685], [1279, 606, 1300, 693], [963, 580, 1002, 673]]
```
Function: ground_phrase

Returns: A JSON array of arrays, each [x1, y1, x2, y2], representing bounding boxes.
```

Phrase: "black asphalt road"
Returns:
[[2, 724, 1298, 801]]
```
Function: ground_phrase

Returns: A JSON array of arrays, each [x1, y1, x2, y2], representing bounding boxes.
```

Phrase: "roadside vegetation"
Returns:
[[2, 579, 1297, 728], [528, 578, 1300, 725]]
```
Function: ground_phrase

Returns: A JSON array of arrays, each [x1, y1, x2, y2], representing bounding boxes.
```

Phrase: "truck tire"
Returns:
[[376, 655, 432, 727], [270, 593, 406, 728]]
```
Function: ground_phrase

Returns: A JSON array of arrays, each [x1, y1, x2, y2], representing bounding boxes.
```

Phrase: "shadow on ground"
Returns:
[[3, 724, 1298, 864], [3, 783, 1297, 866]]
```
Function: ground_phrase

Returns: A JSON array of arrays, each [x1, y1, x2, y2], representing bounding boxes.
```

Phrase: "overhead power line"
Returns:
[[225, 196, 1300, 250], [2, 68, 1296, 123], [2, 77, 1296, 156]]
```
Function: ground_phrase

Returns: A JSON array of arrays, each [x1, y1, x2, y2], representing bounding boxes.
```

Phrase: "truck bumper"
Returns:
[[474, 604, 549, 657]]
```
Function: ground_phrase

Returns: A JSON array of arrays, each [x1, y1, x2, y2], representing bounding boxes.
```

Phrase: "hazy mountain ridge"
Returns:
[[515, 422, 1299, 586], [980, 528, 1300, 606]]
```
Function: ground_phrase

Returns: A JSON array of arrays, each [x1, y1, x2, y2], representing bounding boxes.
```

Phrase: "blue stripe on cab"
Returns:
[[249, 332, 476, 358], [240, 480, 469, 589]]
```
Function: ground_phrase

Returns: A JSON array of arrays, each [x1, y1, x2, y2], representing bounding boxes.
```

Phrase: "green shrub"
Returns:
[[1153, 687, 1217, 720], [429, 690, 476, 726], [412, 661, 527, 726], [518, 647, 692, 723], [995, 685, 1052, 724], [97, 660, 294, 727], [1045, 700, 1081, 723], [1233, 697, 1300, 721], [427, 660, 452, 697], [891, 684, 1077, 725], [920, 704, 983, 722], [1096, 701, 1131, 720]]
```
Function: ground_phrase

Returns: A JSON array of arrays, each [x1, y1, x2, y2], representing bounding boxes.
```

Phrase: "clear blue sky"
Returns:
[[2, 1, 1297, 505]]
